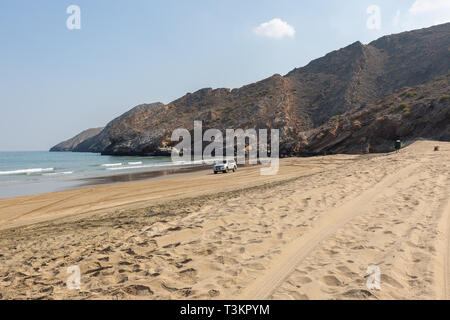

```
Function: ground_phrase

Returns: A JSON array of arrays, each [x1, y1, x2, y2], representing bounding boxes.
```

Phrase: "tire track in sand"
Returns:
[[239, 163, 421, 300]]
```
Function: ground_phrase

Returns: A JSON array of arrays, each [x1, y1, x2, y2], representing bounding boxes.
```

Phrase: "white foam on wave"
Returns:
[[128, 161, 143, 165], [42, 171, 74, 176], [106, 160, 207, 171], [101, 163, 123, 167], [106, 164, 152, 171], [0, 168, 55, 176]]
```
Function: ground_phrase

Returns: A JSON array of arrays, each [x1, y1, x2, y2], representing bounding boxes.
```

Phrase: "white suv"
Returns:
[[213, 159, 237, 174]]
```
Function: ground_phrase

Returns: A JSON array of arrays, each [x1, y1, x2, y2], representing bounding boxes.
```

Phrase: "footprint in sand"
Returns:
[[337, 265, 358, 278], [208, 289, 220, 297], [322, 275, 343, 287], [381, 274, 404, 289], [179, 268, 198, 280], [292, 275, 313, 285], [246, 262, 266, 271], [123, 284, 153, 296], [116, 274, 128, 284], [342, 289, 375, 299]]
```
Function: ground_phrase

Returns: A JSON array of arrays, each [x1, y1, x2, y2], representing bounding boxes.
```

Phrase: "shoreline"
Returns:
[[0, 159, 259, 200], [79, 164, 212, 186], [0, 165, 215, 200], [0, 158, 307, 231]]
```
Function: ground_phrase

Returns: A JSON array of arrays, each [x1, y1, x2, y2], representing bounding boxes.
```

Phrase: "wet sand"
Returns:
[[80, 165, 212, 186]]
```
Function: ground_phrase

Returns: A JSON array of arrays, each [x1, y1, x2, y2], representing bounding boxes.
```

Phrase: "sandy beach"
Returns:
[[0, 140, 449, 300]]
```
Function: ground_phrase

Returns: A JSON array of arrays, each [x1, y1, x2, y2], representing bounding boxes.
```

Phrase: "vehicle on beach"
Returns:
[[213, 159, 237, 174]]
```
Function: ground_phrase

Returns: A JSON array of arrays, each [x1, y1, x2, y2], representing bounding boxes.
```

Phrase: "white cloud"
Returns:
[[392, 0, 450, 31], [409, 0, 450, 15], [408, 0, 450, 25], [254, 18, 295, 39]]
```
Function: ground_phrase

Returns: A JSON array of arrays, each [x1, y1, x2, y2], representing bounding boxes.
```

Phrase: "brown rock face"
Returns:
[[302, 74, 450, 155], [73, 102, 164, 153], [50, 128, 103, 152], [52, 23, 450, 156]]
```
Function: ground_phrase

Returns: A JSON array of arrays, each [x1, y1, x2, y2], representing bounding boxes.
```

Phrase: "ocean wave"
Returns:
[[128, 161, 143, 165], [106, 164, 152, 171], [0, 168, 54, 176], [42, 171, 74, 176], [101, 163, 123, 167], [105, 160, 207, 171]]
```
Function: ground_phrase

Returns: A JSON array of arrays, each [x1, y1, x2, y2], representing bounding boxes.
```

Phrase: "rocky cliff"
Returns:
[[50, 127, 103, 152], [73, 103, 164, 153], [298, 74, 450, 155]]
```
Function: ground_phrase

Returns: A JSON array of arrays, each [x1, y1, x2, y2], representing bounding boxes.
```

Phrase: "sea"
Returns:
[[0, 151, 203, 199]]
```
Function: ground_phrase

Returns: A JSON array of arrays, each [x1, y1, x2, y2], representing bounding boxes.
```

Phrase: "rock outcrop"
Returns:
[[50, 128, 103, 152], [300, 74, 450, 155], [73, 103, 164, 153]]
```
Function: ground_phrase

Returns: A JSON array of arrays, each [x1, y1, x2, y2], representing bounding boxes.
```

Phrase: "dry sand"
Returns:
[[0, 140, 449, 300]]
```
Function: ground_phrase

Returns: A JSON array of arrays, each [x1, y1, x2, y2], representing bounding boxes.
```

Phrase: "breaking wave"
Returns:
[[42, 171, 74, 176], [0, 168, 55, 176], [106, 160, 206, 171], [101, 163, 123, 167]]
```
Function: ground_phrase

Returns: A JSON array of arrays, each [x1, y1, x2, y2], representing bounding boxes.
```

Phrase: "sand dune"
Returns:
[[0, 140, 449, 300]]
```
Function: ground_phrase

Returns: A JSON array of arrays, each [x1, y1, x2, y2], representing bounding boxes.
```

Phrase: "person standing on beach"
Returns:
[[394, 140, 402, 153]]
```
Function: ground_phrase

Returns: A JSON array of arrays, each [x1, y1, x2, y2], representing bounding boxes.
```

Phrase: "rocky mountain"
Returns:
[[51, 23, 450, 156], [72, 102, 164, 153], [50, 127, 103, 152]]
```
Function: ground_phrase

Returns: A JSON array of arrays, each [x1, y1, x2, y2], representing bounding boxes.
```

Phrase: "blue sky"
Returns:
[[0, 0, 449, 151]]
